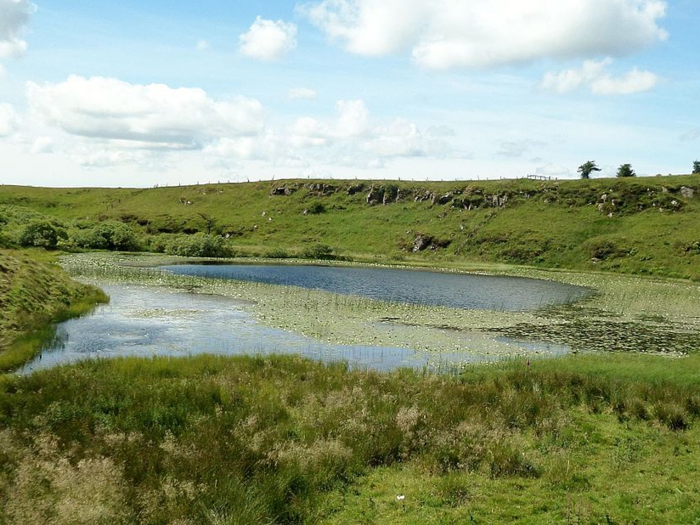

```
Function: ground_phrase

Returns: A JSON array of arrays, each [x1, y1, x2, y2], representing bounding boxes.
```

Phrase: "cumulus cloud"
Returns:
[[590, 68, 658, 95], [301, 0, 667, 69], [21, 76, 453, 172], [540, 58, 658, 95], [288, 87, 318, 100], [239, 16, 297, 61], [0, 0, 36, 59], [27, 76, 265, 148], [286, 99, 451, 168], [0, 102, 19, 136]]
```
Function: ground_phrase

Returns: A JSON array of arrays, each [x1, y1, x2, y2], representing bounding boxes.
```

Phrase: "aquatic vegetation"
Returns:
[[60, 253, 700, 359]]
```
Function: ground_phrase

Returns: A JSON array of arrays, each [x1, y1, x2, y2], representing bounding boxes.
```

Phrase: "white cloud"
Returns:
[[288, 87, 318, 100], [590, 68, 659, 95], [0, 0, 36, 59], [239, 16, 297, 61], [30, 136, 54, 154], [498, 140, 545, 158], [301, 0, 667, 69], [27, 76, 265, 148], [0, 64, 5, 77], [0, 102, 19, 136], [540, 58, 612, 94], [540, 58, 658, 95], [196, 40, 210, 51]]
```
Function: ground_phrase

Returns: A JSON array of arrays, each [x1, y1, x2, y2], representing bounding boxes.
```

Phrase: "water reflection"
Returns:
[[19, 283, 570, 374], [161, 264, 589, 312]]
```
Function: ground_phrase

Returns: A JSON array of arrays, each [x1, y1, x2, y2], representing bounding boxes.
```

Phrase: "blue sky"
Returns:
[[0, 0, 698, 187]]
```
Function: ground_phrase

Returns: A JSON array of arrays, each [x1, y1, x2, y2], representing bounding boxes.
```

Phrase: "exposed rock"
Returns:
[[412, 234, 433, 252], [414, 190, 433, 203], [411, 233, 452, 252], [366, 186, 384, 206], [269, 185, 296, 196], [305, 182, 336, 195], [681, 187, 695, 199], [433, 192, 453, 206], [347, 183, 365, 196]]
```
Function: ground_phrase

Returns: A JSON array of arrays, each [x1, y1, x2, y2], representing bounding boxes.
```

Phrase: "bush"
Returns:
[[163, 233, 230, 258], [70, 222, 140, 251], [18, 220, 65, 250], [308, 202, 326, 215], [301, 243, 334, 260]]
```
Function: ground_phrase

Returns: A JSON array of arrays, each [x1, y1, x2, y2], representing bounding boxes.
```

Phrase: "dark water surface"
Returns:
[[19, 283, 570, 375], [160, 264, 589, 311]]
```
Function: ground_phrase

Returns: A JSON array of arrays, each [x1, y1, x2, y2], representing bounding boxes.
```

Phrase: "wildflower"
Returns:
[[396, 495, 406, 501]]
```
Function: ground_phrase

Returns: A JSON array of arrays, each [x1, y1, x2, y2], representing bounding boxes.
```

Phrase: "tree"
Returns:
[[616, 164, 636, 178], [693, 160, 700, 175], [578, 161, 601, 179]]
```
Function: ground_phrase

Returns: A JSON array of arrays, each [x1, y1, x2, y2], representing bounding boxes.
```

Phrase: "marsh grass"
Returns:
[[1, 354, 700, 523]]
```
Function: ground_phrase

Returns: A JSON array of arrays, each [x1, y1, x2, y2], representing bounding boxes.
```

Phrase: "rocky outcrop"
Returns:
[[411, 233, 452, 252], [269, 185, 297, 196]]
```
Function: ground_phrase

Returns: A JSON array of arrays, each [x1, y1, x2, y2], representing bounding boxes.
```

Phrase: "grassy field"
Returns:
[[1, 174, 699, 279], [0, 249, 107, 372], [1, 175, 699, 522], [1, 353, 699, 524]]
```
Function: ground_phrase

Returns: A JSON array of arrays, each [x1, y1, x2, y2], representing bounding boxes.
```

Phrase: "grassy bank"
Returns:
[[0, 250, 108, 372], [1, 174, 699, 279], [0, 354, 699, 523]]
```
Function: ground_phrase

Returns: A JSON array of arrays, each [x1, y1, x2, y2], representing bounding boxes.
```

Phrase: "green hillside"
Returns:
[[1, 174, 699, 279], [0, 250, 107, 372]]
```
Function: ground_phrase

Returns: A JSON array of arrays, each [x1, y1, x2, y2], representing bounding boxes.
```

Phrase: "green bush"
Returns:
[[308, 202, 326, 215], [70, 222, 140, 251], [163, 233, 230, 257], [301, 243, 334, 260], [18, 220, 65, 250]]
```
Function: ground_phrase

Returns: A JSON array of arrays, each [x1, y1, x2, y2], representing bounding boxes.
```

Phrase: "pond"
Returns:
[[19, 282, 571, 375], [160, 264, 589, 311]]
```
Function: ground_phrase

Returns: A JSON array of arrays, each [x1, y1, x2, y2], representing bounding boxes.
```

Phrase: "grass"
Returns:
[[1, 353, 699, 523], [0, 249, 108, 372], [1, 174, 699, 279]]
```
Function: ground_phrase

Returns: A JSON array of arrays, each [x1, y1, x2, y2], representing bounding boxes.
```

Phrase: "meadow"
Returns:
[[1, 353, 699, 524], [1, 175, 699, 522]]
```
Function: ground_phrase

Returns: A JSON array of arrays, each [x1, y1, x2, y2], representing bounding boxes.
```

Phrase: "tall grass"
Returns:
[[1, 354, 699, 523]]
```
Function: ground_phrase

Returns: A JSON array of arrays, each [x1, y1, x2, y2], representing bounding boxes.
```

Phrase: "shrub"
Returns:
[[18, 220, 65, 250], [163, 233, 230, 258], [301, 243, 334, 260], [70, 222, 140, 251], [308, 202, 326, 215]]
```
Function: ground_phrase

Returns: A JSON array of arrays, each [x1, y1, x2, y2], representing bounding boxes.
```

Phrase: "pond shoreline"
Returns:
[[55, 252, 700, 361]]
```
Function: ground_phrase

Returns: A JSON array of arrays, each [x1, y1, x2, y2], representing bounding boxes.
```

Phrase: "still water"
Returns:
[[20, 280, 571, 374], [160, 264, 588, 311]]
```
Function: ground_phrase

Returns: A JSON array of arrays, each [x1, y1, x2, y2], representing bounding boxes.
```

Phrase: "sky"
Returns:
[[0, 0, 698, 187]]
